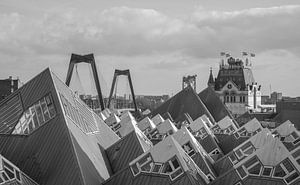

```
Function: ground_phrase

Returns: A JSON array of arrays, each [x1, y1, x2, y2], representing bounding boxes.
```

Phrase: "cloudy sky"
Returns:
[[0, 0, 300, 97]]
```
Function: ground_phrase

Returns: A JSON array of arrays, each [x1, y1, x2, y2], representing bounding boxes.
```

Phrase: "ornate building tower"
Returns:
[[207, 67, 215, 89], [208, 52, 261, 117]]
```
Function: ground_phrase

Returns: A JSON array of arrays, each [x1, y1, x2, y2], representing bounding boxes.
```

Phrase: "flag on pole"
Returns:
[[226, 53, 230, 57], [220, 52, 226, 56], [242, 52, 248, 56], [250, 53, 255, 57]]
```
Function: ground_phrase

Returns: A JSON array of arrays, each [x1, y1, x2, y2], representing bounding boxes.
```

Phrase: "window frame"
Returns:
[[272, 158, 300, 184], [261, 166, 273, 177], [182, 142, 196, 157], [12, 93, 56, 135]]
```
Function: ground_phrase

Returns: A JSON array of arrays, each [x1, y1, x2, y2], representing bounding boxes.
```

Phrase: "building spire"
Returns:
[[207, 67, 215, 88]]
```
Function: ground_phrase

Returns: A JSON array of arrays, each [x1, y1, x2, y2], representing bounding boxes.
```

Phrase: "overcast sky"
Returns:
[[0, 0, 300, 97]]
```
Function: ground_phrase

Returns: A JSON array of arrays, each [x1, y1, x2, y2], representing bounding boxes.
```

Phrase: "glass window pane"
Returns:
[[3, 161, 14, 172], [152, 164, 162, 173], [235, 150, 243, 158], [35, 104, 44, 125], [262, 167, 272, 176], [237, 166, 247, 178], [138, 155, 151, 165], [162, 163, 172, 174], [28, 121, 34, 133], [48, 104, 56, 118], [285, 172, 299, 183], [140, 162, 152, 172], [24, 128, 29, 135], [297, 158, 300, 165], [11, 94, 56, 135], [170, 168, 183, 180], [2, 172, 9, 181], [243, 147, 255, 156], [16, 170, 20, 181], [229, 153, 238, 164], [293, 138, 300, 145], [248, 163, 262, 175], [244, 157, 259, 168], [274, 165, 286, 177], [241, 142, 252, 151], [172, 158, 180, 169], [46, 95, 52, 105], [131, 163, 139, 175], [282, 159, 294, 173], [4, 169, 14, 179], [41, 101, 50, 122], [234, 132, 239, 139], [291, 132, 299, 139]]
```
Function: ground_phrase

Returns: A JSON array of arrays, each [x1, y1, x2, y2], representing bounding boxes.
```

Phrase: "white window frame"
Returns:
[[245, 160, 262, 176], [235, 143, 255, 160], [210, 148, 220, 156], [272, 158, 300, 184], [198, 127, 208, 139], [130, 154, 153, 176], [161, 157, 184, 181], [206, 174, 215, 182], [1, 157, 22, 184], [182, 142, 196, 157], [228, 153, 239, 165], [261, 166, 273, 177], [236, 165, 248, 179], [151, 163, 163, 174], [292, 149, 300, 165]]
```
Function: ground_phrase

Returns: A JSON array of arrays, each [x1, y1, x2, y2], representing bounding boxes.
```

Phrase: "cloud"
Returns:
[[189, 5, 300, 56], [1, 5, 300, 58], [0, 5, 300, 95]]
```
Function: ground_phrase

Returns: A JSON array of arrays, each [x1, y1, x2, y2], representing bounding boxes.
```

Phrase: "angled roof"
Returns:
[[172, 127, 216, 177], [0, 68, 120, 185], [156, 119, 178, 135], [103, 135, 209, 185], [117, 116, 138, 137], [105, 113, 121, 126], [216, 118, 263, 154], [137, 117, 156, 132], [215, 133, 249, 154], [236, 111, 277, 127], [105, 130, 150, 174], [151, 114, 165, 126], [273, 110, 300, 130], [98, 112, 107, 121], [198, 87, 234, 123], [216, 116, 237, 130], [150, 86, 215, 124], [101, 108, 112, 118], [214, 67, 255, 91], [207, 68, 214, 86], [212, 125, 300, 185], [102, 167, 205, 185]]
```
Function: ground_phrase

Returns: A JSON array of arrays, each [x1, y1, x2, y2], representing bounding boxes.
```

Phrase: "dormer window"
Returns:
[[292, 148, 300, 165], [273, 158, 300, 184], [182, 142, 196, 157], [234, 142, 255, 160], [161, 156, 183, 181], [228, 153, 238, 165], [0, 156, 22, 184], [130, 154, 153, 176]]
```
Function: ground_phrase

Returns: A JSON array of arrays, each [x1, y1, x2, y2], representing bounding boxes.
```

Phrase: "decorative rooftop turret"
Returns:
[[207, 67, 215, 88]]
